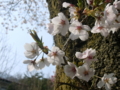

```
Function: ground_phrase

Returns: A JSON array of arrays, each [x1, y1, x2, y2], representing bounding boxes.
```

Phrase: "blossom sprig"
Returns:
[[30, 30, 49, 54], [97, 73, 117, 90], [23, 0, 119, 90]]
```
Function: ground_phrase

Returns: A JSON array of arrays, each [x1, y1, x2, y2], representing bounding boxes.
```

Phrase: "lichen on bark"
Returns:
[[46, 0, 120, 90]]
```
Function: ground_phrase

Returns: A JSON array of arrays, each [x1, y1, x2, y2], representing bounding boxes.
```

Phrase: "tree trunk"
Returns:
[[46, 0, 120, 90]]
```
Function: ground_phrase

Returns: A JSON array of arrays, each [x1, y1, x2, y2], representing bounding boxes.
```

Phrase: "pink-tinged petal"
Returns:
[[45, 60, 50, 66], [91, 25, 101, 33], [105, 83, 111, 90], [113, 0, 120, 9], [58, 50, 65, 56], [47, 23, 54, 34], [64, 62, 77, 79], [100, 30, 109, 37], [27, 64, 35, 71], [76, 66, 85, 78], [79, 30, 89, 41], [109, 77, 117, 84], [75, 52, 83, 59], [69, 34, 79, 40], [61, 25, 69, 36], [73, 21, 82, 26], [23, 60, 31, 64], [89, 49, 96, 56], [77, 64, 95, 82], [87, 0, 93, 5], [62, 2, 71, 8], [38, 61, 45, 69], [97, 80, 105, 88], [34, 64, 40, 70], [83, 25, 91, 31], [51, 16, 61, 25], [31, 42, 38, 50], [24, 43, 33, 52], [24, 52, 36, 59], [58, 12, 66, 20], [47, 57, 54, 64], [48, 46, 65, 66], [52, 25, 61, 35], [69, 26, 79, 35]]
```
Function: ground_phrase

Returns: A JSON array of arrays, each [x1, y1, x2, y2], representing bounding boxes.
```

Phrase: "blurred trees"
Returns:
[[7, 72, 54, 90], [0, 32, 16, 76]]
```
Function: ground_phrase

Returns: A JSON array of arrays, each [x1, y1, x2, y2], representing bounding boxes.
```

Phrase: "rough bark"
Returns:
[[46, 0, 120, 90]]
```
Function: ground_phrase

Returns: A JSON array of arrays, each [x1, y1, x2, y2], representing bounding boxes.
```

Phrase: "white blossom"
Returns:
[[64, 62, 77, 79], [23, 60, 39, 71], [47, 46, 65, 66], [50, 12, 69, 36], [86, 0, 93, 5], [24, 42, 39, 59], [62, 2, 73, 8], [97, 73, 117, 90], [91, 24, 109, 37], [69, 21, 90, 41], [104, 4, 118, 25], [75, 48, 97, 65], [76, 64, 95, 82], [113, 0, 120, 10], [37, 58, 50, 69]]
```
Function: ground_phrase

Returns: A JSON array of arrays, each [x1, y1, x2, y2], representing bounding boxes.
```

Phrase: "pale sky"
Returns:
[[6, 26, 55, 78], [0, 0, 55, 78]]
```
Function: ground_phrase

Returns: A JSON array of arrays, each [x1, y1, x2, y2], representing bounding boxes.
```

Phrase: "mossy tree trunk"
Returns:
[[46, 0, 120, 90]]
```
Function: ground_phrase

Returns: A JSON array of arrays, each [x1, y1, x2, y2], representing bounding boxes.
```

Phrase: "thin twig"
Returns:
[[74, 77, 88, 90], [94, 75, 101, 79], [62, 36, 70, 51]]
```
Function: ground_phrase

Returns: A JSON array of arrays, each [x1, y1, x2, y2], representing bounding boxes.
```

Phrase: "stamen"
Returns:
[[84, 71, 89, 76], [60, 20, 65, 25]]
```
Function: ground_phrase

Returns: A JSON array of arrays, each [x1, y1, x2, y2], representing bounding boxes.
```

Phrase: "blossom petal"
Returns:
[[24, 43, 33, 52], [97, 80, 104, 88], [27, 64, 35, 72], [105, 83, 111, 90], [69, 34, 79, 40], [83, 25, 91, 31], [75, 52, 83, 59], [79, 30, 89, 41], [62, 2, 71, 8], [23, 60, 31, 64]]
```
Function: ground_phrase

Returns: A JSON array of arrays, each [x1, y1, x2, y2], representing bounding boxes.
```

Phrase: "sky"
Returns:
[[0, 0, 56, 78], [5, 25, 55, 78]]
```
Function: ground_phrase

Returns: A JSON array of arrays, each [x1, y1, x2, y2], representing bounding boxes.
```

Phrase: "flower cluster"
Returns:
[[64, 48, 96, 82], [23, 0, 119, 90]]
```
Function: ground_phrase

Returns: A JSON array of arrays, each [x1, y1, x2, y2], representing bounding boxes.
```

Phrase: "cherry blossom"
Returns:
[[69, 21, 90, 41], [62, 2, 74, 8], [47, 46, 65, 66], [86, 0, 93, 5], [37, 58, 50, 69], [24, 42, 39, 59], [62, 2, 79, 22], [94, 13, 105, 26], [104, 4, 118, 25], [113, 0, 120, 10], [64, 62, 77, 79], [48, 12, 69, 36], [91, 24, 109, 37], [46, 23, 60, 36], [76, 64, 95, 82], [75, 48, 97, 65], [23, 59, 39, 71], [97, 73, 117, 90]]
